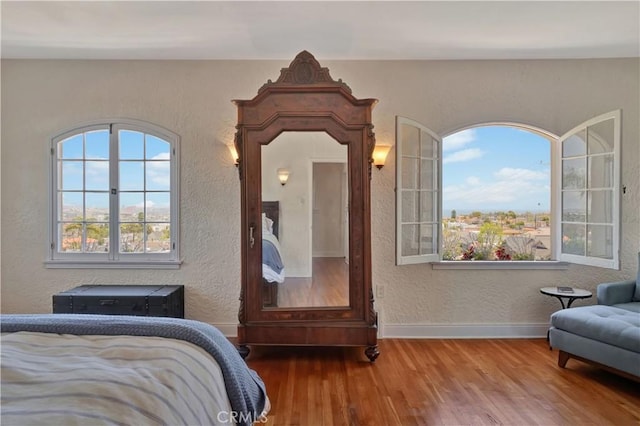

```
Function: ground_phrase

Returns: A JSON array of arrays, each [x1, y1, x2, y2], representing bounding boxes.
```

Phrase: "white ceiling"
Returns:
[[2, 1, 639, 60]]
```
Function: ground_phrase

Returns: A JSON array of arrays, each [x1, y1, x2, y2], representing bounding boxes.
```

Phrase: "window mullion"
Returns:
[[109, 125, 119, 260], [143, 134, 148, 254], [82, 132, 87, 252], [171, 146, 177, 252]]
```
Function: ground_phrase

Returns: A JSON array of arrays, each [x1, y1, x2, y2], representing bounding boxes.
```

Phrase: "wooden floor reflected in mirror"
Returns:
[[276, 257, 349, 308]]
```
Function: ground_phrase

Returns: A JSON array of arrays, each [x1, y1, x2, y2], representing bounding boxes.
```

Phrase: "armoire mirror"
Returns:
[[261, 132, 349, 308], [234, 51, 379, 361]]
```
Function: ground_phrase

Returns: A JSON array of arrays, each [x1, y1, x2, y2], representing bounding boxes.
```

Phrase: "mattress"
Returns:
[[1, 314, 269, 426]]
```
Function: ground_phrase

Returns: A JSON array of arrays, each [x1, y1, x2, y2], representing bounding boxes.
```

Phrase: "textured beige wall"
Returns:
[[1, 58, 638, 336]]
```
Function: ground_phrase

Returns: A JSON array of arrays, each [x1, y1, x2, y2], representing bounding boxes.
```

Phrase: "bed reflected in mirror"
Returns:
[[261, 132, 349, 308]]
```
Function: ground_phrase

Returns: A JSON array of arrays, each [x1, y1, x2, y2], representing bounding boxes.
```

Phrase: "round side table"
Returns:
[[540, 287, 592, 309]]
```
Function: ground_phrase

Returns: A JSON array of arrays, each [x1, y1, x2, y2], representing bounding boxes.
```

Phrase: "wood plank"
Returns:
[[246, 339, 640, 425]]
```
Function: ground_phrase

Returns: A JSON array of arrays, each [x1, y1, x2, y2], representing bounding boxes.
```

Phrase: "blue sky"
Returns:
[[442, 126, 550, 216]]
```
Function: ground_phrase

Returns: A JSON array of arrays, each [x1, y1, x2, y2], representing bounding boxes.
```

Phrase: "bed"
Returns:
[[262, 201, 284, 307], [0, 314, 269, 426]]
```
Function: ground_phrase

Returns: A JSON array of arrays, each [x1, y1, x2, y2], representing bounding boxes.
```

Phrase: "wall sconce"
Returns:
[[372, 144, 392, 169], [277, 168, 290, 186], [227, 144, 239, 167]]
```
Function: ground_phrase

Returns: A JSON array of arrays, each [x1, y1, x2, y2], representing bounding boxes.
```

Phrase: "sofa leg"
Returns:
[[558, 350, 570, 368]]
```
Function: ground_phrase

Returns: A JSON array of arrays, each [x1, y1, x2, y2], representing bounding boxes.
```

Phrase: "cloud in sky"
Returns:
[[494, 167, 547, 181], [443, 128, 476, 152], [444, 166, 549, 210], [443, 148, 484, 164], [151, 153, 170, 160], [146, 154, 170, 188], [466, 176, 480, 185], [444, 179, 545, 206], [442, 128, 483, 164], [84, 161, 109, 188]]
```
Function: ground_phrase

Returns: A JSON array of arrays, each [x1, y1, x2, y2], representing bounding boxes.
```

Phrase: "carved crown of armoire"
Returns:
[[233, 51, 379, 361]]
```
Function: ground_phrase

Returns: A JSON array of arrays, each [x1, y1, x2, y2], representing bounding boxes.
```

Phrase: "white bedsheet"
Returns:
[[1, 331, 235, 425], [263, 264, 285, 284]]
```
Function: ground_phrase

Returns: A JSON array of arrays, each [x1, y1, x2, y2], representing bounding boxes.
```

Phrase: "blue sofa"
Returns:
[[548, 253, 640, 380]]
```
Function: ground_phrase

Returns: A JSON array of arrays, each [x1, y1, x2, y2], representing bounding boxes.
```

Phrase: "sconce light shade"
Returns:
[[227, 144, 239, 167], [277, 168, 290, 186], [372, 144, 392, 169]]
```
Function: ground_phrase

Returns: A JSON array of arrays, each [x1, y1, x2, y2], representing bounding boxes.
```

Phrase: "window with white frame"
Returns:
[[558, 111, 620, 269], [48, 120, 180, 268], [396, 111, 621, 270], [396, 117, 441, 265]]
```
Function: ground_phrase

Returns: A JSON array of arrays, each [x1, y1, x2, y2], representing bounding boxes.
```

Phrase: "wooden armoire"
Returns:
[[233, 51, 379, 361]]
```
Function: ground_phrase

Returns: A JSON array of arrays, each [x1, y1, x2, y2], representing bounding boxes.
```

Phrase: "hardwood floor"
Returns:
[[246, 339, 640, 425], [277, 257, 349, 308]]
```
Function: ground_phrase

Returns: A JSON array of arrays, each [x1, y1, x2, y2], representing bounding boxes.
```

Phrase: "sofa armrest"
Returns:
[[597, 280, 636, 305]]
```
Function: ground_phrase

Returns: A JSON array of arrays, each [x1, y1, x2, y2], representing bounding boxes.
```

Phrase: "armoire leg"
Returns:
[[238, 345, 250, 360], [365, 345, 380, 362]]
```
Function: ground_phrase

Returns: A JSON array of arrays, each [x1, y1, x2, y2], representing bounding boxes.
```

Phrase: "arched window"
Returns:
[[47, 119, 180, 268], [441, 125, 551, 261], [396, 111, 620, 269]]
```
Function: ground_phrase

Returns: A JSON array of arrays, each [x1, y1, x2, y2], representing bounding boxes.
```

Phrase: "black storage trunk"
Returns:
[[53, 285, 184, 318]]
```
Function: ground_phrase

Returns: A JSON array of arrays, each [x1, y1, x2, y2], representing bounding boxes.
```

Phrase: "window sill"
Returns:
[[431, 261, 569, 270], [44, 260, 182, 269]]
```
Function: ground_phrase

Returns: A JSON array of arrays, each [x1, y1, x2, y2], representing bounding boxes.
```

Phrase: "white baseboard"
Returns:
[[382, 323, 549, 339], [212, 323, 238, 337]]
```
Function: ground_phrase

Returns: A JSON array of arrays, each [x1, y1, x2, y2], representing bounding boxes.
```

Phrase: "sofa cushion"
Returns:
[[613, 302, 640, 313], [551, 305, 640, 353], [598, 280, 636, 305]]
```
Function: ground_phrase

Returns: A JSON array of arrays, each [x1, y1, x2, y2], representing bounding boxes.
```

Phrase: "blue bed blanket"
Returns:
[[262, 239, 284, 274], [0, 314, 268, 426]]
